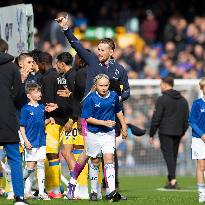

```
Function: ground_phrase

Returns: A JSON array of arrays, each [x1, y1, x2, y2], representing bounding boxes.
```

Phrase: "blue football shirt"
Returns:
[[19, 103, 46, 147], [189, 98, 205, 138], [81, 91, 122, 133]]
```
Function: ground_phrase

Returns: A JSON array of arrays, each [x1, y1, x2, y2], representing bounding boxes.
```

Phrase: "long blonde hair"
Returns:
[[81, 74, 110, 103]]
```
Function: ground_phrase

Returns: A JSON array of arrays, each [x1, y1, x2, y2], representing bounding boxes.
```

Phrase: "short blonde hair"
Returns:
[[199, 77, 205, 89]]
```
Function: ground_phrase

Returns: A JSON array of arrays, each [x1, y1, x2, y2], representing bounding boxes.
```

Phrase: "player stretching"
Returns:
[[189, 77, 205, 203]]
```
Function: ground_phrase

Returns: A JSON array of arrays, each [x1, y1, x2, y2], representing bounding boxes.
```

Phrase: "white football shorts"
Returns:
[[191, 137, 205, 159], [85, 130, 115, 158], [24, 146, 46, 161]]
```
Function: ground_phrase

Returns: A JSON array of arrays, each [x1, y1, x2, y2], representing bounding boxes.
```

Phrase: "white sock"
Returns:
[[23, 167, 35, 180], [104, 163, 115, 194], [5, 163, 13, 194], [31, 174, 38, 191], [37, 161, 45, 195], [198, 183, 205, 194], [77, 185, 89, 199], [8, 181, 13, 195], [53, 187, 60, 194], [74, 183, 79, 198], [89, 161, 99, 193], [106, 187, 110, 196], [70, 177, 77, 185], [25, 172, 34, 194], [97, 183, 102, 199]]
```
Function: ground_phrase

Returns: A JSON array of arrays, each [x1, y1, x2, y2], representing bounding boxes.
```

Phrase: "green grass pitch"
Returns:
[[0, 176, 198, 205]]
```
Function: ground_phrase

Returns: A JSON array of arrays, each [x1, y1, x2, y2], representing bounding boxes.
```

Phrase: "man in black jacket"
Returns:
[[0, 52, 29, 204], [37, 52, 71, 198], [149, 77, 189, 189], [56, 52, 77, 174]]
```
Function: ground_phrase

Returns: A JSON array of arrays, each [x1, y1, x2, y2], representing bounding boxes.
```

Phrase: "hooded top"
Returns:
[[0, 52, 14, 65], [0, 52, 22, 144], [163, 89, 181, 99], [149, 89, 189, 137]]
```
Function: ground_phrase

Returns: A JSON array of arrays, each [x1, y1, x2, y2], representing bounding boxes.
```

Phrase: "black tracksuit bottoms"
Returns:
[[159, 134, 182, 181]]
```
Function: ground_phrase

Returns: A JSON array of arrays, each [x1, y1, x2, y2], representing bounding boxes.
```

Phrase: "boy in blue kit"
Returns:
[[189, 77, 205, 203], [67, 74, 127, 202], [19, 83, 54, 200]]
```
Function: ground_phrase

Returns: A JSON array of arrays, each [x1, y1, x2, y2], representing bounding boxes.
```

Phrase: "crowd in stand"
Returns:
[[32, 13, 205, 80], [2, 1, 203, 80]]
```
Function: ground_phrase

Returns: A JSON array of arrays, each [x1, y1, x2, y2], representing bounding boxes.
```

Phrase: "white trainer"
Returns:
[[38, 193, 51, 200], [14, 196, 30, 205], [199, 192, 205, 203], [6, 192, 14, 200], [14, 202, 30, 205], [24, 192, 35, 200]]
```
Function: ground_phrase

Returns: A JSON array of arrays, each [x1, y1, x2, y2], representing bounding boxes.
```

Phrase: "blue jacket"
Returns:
[[64, 28, 130, 101]]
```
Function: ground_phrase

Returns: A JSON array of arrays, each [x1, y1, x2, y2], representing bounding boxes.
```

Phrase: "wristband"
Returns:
[[62, 26, 70, 31]]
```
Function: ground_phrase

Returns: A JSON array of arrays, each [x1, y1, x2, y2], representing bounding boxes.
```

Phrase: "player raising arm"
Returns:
[[55, 14, 130, 101]]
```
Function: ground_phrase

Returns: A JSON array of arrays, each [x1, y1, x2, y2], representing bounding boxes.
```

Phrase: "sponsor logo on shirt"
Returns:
[[113, 69, 119, 79], [115, 69, 119, 76], [194, 151, 198, 157], [95, 103, 101, 108], [200, 108, 205, 112], [57, 77, 67, 85], [30, 112, 34, 115]]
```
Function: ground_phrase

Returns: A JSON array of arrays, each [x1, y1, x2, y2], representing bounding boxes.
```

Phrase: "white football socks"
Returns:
[[104, 163, 115, 194], [89, 161, 99, 193]]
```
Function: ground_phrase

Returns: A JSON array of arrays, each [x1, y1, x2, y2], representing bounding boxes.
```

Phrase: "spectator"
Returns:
[[125, 10, 140, 33], [145, 49, 160, 75], [174, 18, 187, 52], [3, 1, 205, 81], [140, 10, 158, 45], [40, 11, 69, 49], [163, 16, 177, 42], [74, 12, 88, 31]]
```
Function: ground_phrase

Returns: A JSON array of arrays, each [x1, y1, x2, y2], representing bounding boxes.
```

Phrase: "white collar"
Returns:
[[28, 102, 39, 107], [96, 91, 110, 99], [201, 98, 205, 103]]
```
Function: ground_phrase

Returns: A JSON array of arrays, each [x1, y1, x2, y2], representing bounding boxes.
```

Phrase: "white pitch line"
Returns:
[[156, 188, 197, 192]]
